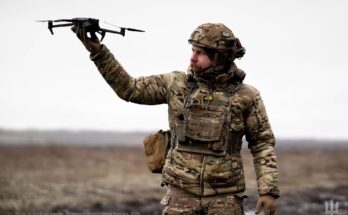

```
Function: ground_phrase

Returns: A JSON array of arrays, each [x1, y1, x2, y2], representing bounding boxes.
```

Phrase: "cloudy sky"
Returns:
[[0, 0, 347, 139]]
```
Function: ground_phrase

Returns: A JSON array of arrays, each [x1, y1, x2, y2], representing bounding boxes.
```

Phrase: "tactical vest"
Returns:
[[174, 78, 240, 156]]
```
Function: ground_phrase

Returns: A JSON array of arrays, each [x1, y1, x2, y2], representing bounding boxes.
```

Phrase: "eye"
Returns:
[[195, 50, 202, 55]]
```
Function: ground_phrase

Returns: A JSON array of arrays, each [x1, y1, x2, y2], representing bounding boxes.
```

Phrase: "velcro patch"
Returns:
[[222, 31, 230, 37]]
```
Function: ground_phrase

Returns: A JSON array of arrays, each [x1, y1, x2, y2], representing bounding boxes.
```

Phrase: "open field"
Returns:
[[0, 140, 347, 215]]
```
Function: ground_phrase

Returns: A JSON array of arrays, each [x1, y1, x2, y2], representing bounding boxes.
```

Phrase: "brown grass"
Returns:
[[0, 144, 347, 214]]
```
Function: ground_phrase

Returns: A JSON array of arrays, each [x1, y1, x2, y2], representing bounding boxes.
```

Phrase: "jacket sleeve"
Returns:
[[245, 91, 280, 197], [90, 45, 172, 105]]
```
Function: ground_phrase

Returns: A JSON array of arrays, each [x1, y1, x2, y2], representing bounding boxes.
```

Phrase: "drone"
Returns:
[[38, 17, 145, 41]]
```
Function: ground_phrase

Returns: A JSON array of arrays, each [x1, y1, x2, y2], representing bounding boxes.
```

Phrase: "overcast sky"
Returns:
[[0, 0, 347, 139]]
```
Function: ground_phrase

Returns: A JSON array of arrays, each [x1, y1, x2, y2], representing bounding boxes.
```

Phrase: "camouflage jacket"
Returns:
[[90, 45, 280, 197]]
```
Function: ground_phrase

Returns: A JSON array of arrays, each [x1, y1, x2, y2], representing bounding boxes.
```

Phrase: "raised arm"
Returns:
[[91, 45, 172, 104], [73, 27, 172, 105]]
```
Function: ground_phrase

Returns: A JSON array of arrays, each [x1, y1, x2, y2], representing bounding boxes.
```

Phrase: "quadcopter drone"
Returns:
[[38, 17, 145, 41]]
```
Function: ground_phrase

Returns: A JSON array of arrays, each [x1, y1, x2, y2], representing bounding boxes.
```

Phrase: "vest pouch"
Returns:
[[184, 104, 227, 142], [143, 130, 171, 173]]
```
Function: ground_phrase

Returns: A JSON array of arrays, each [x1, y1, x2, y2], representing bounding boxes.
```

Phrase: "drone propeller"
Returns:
[[103, 21, 145, 33], [125, 28, 145, 32], [36, 20, 52, 22]]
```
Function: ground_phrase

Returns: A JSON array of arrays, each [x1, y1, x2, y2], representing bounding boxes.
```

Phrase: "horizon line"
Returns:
[[1, 127, 348, 142]]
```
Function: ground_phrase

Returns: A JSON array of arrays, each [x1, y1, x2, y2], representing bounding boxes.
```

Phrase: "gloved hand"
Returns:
[[72, 26, 102, 55], [255, 194, 276, 215]]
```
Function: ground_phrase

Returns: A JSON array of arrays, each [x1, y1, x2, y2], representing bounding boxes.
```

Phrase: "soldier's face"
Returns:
[[190, 46, 212, 71]]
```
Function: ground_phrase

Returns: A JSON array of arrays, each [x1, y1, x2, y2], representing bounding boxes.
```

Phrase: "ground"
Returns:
[[0, 143, 347, 215]]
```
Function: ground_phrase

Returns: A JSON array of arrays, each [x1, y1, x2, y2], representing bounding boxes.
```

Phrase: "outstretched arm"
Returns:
[[72, 27, 172, 105]]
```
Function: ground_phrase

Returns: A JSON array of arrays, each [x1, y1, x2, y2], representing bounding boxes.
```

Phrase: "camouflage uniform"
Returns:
[[89, 23, 279, 214], [161, 185, 245, 214]]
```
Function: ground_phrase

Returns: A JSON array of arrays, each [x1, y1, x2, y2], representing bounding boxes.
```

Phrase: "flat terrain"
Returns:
[[0, 143, 347, 215]]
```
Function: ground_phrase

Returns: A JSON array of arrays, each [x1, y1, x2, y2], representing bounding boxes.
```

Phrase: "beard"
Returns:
[[190, 62, 207, 73], [190, 64, 214, 80], [190, 62, 199, 71]]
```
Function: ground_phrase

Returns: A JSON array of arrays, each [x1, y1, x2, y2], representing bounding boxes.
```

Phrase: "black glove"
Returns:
[[72, 26, 102, 55]]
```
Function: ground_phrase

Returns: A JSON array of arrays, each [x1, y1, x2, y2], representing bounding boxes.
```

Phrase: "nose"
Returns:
[[190, 52, 197, 62]]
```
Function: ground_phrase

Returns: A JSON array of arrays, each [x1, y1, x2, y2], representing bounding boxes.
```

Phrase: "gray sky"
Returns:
[[0, 0, 347, 139]]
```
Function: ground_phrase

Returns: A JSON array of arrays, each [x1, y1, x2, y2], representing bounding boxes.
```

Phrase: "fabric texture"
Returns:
[[161, 186, 245, 215], [90, 45, 280, 198]]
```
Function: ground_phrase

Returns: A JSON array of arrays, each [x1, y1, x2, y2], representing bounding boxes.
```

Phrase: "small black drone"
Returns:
[[38, 17, 145, 41]]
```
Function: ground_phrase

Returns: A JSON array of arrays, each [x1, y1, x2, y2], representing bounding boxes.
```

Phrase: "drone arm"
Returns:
[[97, 31, 106, 41], [100, 28, 125, 36], [48, 23, 75, 34]]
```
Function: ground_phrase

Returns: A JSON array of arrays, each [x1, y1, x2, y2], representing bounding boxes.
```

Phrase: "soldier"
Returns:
[[73, 23, 279, 215]]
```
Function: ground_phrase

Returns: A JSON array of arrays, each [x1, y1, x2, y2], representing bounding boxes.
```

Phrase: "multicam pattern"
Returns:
[[188, 23, 236, 50], [161, 186, 245, 215], [91, 45, 279, 198]]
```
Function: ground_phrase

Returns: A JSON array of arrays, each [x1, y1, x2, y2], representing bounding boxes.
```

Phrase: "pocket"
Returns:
[[143, 130, 171, 173], [164, 155, 200, 183], [184, 104, 227, 142]]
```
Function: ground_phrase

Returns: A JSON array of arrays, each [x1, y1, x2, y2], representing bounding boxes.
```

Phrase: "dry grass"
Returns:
[[0, 145, 162, 212], [0, 144, 347, 214]]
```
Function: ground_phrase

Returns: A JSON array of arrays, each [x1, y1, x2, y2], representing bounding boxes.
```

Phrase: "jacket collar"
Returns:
[[187, 63, 246, 90]]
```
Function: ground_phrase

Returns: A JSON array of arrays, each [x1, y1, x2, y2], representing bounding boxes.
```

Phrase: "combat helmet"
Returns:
[[188, 23, 245, 61]]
